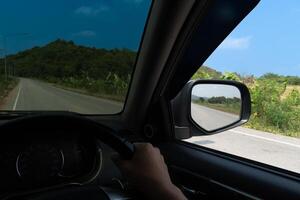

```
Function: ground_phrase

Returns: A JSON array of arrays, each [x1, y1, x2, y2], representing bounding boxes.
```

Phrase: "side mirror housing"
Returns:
[[172, 80, 251, 139]]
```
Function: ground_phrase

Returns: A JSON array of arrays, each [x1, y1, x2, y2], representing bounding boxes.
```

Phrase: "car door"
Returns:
[[144, 0, 300, 199]]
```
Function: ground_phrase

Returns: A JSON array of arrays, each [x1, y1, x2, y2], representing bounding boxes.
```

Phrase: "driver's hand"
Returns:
[[113, 143, 186, 200]]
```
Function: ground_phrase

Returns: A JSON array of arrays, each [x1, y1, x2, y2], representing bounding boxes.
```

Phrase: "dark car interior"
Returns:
[[0, 0, 299, 200]]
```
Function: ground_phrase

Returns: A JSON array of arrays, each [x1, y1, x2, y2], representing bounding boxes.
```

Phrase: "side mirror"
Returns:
[[172, 80, 251, 138]]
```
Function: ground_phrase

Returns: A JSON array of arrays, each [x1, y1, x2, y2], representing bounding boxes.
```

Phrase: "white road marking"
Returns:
[[13, 85, 21, 110], [230, 129, 300, 149]]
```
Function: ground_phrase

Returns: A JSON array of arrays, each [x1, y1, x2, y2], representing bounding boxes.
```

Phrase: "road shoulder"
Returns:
[[0, 79, 20, 110]]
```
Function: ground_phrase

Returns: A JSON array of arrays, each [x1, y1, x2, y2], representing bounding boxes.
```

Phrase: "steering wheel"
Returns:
[[0, 113, 135, 159], [0, 113, 135, 200]]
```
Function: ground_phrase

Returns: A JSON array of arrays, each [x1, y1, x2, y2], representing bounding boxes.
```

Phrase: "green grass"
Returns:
[[245, 116, 300, 138]]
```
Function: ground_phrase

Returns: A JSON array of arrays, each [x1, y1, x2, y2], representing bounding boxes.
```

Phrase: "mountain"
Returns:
[[4, 39, 137, 80]]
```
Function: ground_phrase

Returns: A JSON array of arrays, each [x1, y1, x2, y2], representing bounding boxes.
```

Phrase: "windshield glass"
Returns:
[[0, 0, 151, 114]]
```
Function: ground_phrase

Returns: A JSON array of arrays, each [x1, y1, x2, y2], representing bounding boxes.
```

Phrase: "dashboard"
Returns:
[[0, 113, 137, 200], [0, 129, 126, 200]]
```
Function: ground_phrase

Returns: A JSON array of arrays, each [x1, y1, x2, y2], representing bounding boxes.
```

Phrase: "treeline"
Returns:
[[193, 67, 300, 86], [2, 39, 137, 100], [196, 96, 240, 104], [260, 73, 300, 85]]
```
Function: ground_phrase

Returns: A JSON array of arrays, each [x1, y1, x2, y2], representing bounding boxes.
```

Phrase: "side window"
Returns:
[[181, 2, 300, 174]]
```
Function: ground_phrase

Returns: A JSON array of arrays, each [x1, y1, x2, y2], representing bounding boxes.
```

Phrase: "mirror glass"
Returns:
[[191, 84, 242, 131]]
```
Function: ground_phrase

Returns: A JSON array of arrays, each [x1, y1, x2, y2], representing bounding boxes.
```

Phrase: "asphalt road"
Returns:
[[187, 105, 300, 174], [191, 103, 240, 131], [1, 78, 123, 114]]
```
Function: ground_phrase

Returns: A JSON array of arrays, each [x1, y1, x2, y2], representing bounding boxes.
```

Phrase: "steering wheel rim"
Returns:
[[0, 112, 135, 160]]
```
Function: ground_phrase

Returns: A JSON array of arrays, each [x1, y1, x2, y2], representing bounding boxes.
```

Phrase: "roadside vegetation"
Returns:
[[0, 76, 18, 104], [192, 67, 300, 138], [3, 39, 136, 101]]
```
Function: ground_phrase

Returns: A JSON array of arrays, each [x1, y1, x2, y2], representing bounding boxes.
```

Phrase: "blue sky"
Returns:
[[0, 0, 151, 54], [1, 1, 300, 77], [205, 0, 300, 77], [192, 84, 240, 98]]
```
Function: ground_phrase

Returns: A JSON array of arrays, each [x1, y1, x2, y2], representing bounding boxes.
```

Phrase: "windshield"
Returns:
[[0, 0, 151, 114]]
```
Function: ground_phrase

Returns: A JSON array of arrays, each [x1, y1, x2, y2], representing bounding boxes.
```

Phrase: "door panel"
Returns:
[[161, 142, 300, 199]]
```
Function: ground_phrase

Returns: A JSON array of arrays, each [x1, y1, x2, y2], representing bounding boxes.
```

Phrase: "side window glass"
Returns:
[[182, 2, 300, 174]]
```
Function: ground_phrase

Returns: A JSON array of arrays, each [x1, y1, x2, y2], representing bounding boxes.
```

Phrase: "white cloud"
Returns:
[[220, 36, 252, 50], [73, 30, 96, 37], [74, 5, 109, 16]]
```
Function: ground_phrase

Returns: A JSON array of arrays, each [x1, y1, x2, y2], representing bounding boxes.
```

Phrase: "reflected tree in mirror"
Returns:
[[191, 84, 242, 131]]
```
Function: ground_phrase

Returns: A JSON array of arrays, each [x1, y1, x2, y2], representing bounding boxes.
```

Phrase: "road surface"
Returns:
[[1, 78, 300, 174], [188, 103, 300, 174], [191, 103, 239, 131], [1, 78, 122, 114]]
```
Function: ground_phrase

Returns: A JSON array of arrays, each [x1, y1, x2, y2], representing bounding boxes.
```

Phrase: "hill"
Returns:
[[0, 39, 138, 100], [4, 39, 137, 81], [192, 66, 222, 79]]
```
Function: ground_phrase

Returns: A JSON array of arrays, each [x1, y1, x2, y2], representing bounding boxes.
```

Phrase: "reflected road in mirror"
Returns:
[[191, 103, 240, 131], [191, 84, 241, 131]]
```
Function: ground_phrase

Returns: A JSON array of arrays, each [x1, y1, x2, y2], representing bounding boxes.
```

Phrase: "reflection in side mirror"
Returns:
[[191, 84, 242, 132]]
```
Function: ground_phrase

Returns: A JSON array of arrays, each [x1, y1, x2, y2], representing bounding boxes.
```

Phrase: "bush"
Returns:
[[0, 76, 18, 99], [247, 78, 300, 137], [44, 72, 130, 101], [285, 89, 300, 106], [104, 72, 130, 96]]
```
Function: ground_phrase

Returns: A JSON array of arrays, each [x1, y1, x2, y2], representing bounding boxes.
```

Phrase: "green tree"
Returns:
[[220, 72, 241, 81], [192, 66, 222, 80]]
